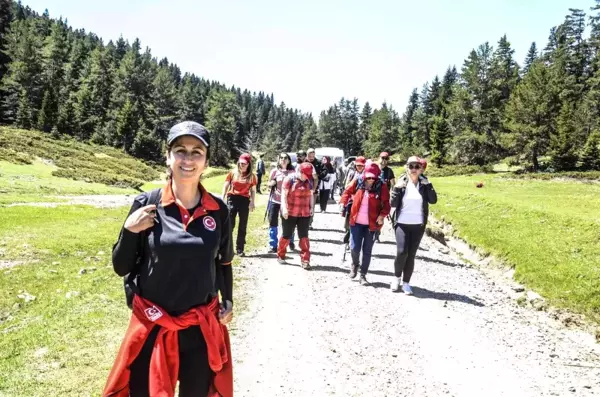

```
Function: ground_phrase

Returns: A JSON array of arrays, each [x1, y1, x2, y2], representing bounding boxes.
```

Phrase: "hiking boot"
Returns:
[[268, 247, 277, 253], [301, 261, 311, 270], [236, 249, 245, 257], [277, 257, 287, 264], [289, 242, 296, 251], [390, 277, 401, 292], [349, 265, 359, 279], [359, 274, 369, 286], [403, 282, 413, 296]]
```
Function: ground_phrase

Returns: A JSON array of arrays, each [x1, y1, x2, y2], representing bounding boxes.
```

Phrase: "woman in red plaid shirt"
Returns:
[[277, 162, 315, 269]]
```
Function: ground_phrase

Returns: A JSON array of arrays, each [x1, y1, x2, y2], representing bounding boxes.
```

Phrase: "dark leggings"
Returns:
[[268, 202, 281, 227], [281, 216, 310, 239], [394, 223, 425, 283], [228, 195, 250, 252], [319, 189, 330, 212], [129, 326, 212, 397]]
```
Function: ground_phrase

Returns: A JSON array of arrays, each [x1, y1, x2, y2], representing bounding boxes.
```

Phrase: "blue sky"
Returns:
[[23, 0, 593, 117]]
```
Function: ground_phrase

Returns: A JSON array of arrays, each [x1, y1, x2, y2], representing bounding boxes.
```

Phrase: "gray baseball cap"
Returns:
[[167, 121, 210, 148]]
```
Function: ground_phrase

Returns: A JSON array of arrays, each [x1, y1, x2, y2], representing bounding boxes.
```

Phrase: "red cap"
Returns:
[[299, 162, 314, 178], [238, 153, 251, 164], [364, 162, 381, 179], [379, 152, 389, 158], [355, 156, 366, 166]]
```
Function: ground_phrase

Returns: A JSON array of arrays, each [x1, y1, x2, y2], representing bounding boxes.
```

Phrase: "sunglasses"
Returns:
[[365, 177, 376, 181], [380, 157, 389, 161], [356, 164, 365, 168], [280, 157, 289, 160], [408, 163, 422, 170]]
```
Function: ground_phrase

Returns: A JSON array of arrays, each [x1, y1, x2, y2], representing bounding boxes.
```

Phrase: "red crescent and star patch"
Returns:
[[203, 216, 216, 231]]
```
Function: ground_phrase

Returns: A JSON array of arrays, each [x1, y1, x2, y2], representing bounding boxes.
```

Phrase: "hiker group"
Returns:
[[259, 149, 437, 294], [104, 120, 437, 397]]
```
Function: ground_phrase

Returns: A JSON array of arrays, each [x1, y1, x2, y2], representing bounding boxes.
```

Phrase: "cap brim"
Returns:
[[365, 173, 377, 178], [167, 132, 209, 148]]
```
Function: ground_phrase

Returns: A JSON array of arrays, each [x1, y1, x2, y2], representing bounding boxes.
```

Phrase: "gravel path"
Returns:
[[231, 207, 600, 397]]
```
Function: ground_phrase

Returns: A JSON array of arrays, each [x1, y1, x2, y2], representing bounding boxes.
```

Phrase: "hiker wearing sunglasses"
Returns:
[[340, 162, 390, 285], [390, 156, 437, 295], [266, 153, 296, 253]]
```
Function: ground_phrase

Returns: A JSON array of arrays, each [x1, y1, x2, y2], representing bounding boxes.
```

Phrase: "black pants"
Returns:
[[394, 223, 425, 283], [268, 202, 281, 227], [228, 195, 250, 252], [129, 326, 212, 397], [256, 173, 263, 193], [319, 189, 330, 212], [281, 216, 310, 239]]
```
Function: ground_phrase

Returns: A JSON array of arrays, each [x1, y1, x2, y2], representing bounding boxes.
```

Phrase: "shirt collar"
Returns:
[[161, 180, 220, 211]]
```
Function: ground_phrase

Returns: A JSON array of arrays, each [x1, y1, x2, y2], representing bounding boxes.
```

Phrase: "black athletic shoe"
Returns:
[[236, 250, 245, 257], [268, 247, 277, 253], [349, 265, 358, 279], [289, 243, 296, 251]]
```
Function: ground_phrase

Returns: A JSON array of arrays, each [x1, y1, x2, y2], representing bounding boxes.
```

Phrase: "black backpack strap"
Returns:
[[124, 188, 161, 309]]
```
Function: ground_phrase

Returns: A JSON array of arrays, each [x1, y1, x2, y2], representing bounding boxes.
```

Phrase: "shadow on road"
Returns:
[[415, 255, 461, 268], [312, 238, 345, 245], [411, 286, 485, 307], [310, 228, 345, 233]]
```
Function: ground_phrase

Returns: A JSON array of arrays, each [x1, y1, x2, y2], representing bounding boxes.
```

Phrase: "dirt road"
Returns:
[[231, 208, 600, 397]]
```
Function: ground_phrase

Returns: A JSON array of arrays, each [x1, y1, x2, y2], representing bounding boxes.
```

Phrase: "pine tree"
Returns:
[[115, 99, 138, 152], [430, 115, 450, 166], [580, 130, 600, 170], [400, 89, 419, 150], [523, 42, 538, 75], [358, 101, 372, 145], [550, 102, 579, 171], [131, 125, 163, 162], [504, 61, 559, 170], [0, 0, 13, 122], [37, 89, 52, 132], [205, 90, 239, 166], [16, 89, 33, 129]]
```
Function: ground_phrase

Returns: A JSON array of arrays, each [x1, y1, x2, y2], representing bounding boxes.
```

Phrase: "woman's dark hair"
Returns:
[[278, 153, 294, 171]]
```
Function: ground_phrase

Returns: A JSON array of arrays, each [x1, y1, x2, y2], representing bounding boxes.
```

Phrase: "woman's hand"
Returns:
[[219, 300, 233, 325], [376, 215, 384, 225], [268, 180, 276, 187], [124, 204, 157, 233], [249, 201, 255, 212], [281, 208, 289, 219]]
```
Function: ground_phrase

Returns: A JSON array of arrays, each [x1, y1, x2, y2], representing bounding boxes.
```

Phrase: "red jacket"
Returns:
[[340, 179, 391, 232], [103, 295, 232, 397]]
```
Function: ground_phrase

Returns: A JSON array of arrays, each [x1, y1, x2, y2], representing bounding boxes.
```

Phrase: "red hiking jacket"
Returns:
[[340, 179, 391, 232], [103, 295, 233, 397]]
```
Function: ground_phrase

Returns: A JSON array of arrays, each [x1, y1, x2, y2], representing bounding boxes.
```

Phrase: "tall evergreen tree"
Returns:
[[523, 42, 538, 75], [205, 90, 239, 166]]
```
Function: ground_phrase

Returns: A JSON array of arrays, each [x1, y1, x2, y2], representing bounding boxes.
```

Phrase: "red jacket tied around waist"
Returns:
[[103, 295, 233, 397], [340, 179, 391, 232]]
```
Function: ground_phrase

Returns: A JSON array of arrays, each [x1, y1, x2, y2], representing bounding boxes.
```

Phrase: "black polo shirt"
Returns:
[[112, 182, 234, 316]]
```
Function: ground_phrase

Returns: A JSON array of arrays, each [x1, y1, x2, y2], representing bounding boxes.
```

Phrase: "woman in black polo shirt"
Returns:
[[105, 121, 234, 397]]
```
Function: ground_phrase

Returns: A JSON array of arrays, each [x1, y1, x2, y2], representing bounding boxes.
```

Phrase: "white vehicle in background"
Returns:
[[315, 147, 345, 167]]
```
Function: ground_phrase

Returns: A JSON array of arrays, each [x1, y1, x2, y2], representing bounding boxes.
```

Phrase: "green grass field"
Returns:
[[0, 174, 267, 396], [428, 174, 600, 321]]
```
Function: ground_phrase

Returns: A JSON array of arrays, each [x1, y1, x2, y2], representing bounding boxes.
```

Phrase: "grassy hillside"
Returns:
[[0, 127, 161, 191], [426, 174, 600, 322]]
